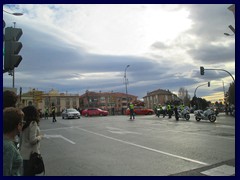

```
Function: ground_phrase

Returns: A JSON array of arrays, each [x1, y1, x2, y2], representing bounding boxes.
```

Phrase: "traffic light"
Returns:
[[208, 82, 210, 87], [200, 66, 204, 75], [4, 27, 23, 71]]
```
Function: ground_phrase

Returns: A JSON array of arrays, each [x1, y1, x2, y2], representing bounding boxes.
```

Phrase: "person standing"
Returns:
[[51, 104, 57, 122], [20, 106, 43, 176], [129, 102, 135, 120], [3, 107, 24, 176], [44, 107, 49, 120], [3, 90, 18, 109]]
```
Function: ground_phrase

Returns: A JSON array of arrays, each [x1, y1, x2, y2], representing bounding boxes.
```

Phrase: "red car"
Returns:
[[126, 107, 154, 115], [82, 108, 109, 117]]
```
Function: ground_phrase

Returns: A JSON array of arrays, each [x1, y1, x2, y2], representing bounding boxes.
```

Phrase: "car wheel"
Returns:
[[85, 114, 88, 117], [62, 116, 64, 119], [100, 113, 103, 116]]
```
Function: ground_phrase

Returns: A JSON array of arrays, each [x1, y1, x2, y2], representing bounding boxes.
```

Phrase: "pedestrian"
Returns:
[[20, 106, 43, 176], [52, 104, 57, 122], [129, 102, 135, 120], [3, 90, 18, 109], [3, 90, 20, 149], [44, 107, 49, 119], [3, 107, 24, 176]]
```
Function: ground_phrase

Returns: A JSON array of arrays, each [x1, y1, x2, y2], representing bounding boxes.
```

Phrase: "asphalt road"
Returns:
[[39, 113, 235, 176]]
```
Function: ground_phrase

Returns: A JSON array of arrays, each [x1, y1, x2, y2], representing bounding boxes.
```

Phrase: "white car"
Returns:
[[62, 108, 81, 119]]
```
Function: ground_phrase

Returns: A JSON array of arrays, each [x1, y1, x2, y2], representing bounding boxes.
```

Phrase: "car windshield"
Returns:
[[68, 109, 77, 112]]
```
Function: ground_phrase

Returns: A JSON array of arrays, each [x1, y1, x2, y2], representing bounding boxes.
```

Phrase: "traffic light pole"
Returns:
[[194, 82, 210, 110], [204, 68, 235, 83], [194, 82, 210, 97], [12, 22, 16, 88]]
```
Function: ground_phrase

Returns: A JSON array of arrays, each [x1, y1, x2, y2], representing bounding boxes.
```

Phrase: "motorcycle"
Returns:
[[156, 108, 161, 118], [195, 109, 216, 123], [177, 109, 190, 121]]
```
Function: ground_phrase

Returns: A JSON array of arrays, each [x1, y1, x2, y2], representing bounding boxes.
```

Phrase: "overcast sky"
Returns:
[[3, 4, 235, 102]]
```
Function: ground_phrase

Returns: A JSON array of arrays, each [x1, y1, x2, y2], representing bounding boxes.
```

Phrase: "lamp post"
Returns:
[[3, 9, 23, 16], [224, 33, 234, 36], [222, 80, 226, 104], [124, 65, 130, 106]]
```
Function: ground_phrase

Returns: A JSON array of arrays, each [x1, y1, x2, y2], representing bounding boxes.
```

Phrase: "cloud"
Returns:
[[3, 4, 235, 102]]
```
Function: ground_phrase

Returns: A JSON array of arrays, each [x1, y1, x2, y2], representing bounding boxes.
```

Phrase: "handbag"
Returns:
[[29, 152, 45, 175]]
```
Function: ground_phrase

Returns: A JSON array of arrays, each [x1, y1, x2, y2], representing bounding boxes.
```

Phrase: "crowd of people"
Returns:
[[3, 90, 43, 176]]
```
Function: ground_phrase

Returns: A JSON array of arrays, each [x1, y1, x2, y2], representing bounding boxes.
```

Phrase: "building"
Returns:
[[20, 89, 137, 115], [79, 90, 137, 115], [143, 89, 181, 109], [21, 89, 80, 116]]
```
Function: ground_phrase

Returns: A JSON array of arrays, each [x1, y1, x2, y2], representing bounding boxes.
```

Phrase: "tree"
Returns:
[[228, 82, 235, 105], [178, 87, 191, 106]]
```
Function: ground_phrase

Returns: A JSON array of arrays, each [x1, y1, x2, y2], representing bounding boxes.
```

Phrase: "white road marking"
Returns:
[[201, 165, 235, 176], [76, 127, 209, 166], [44, 134, 76, 144], [106, 126, 142, 135], [41, 126, 75, 132]]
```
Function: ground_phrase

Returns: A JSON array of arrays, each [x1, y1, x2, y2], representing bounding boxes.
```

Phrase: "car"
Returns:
[[82, 108, 109, 117], [126, 106, 154, 115], [62, 108, 81, 119]]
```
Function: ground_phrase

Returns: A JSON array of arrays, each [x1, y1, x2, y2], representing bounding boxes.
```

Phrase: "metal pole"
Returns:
[[222, 80, 225, 104], [204, 68, 235, 83], [12, 22, 16, 88], [124, 65, 130, 104], [194, 82, 209, 109]]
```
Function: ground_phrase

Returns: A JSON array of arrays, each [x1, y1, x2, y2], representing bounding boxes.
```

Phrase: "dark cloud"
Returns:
[[188, 42, 235, 64]]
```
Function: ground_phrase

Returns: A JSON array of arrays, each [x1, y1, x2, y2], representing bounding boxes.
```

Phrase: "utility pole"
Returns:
[[12, 22, 16, 88]]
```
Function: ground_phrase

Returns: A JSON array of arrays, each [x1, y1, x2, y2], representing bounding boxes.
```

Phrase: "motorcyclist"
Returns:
[[174, 105, 179, 121], [156, 104, 162, 118], [153, 103, 157, 116], [167, 104, 172, 118]]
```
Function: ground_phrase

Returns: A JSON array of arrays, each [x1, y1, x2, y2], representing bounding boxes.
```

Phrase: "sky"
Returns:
[[3, 4, 235, 103]]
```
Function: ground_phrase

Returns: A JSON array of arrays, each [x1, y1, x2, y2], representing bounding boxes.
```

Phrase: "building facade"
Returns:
[[20, 89, 80, 115], [79, 90, 137, 115], [20, 89, 137, 115], [143, 89, 181, 109]]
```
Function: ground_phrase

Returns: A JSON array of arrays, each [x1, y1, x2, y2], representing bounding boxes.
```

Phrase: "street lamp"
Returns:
[[3, 9, 23, 16], [124, 65, 130, 105], [224, 33, 234, 36]]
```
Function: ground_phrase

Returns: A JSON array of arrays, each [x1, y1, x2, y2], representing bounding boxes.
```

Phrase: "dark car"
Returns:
[[82, 108, 109, 117], [62, 108, 81, 119], [126, 107, 154, 115]]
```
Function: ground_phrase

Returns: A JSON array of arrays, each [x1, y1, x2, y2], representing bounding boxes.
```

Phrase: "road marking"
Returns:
[[201, 165, 235, 176], [76, 127, 209, 166], [41, 126, 75, 132], [44, 134, 76, 144], [147, 126, 235, 141], [106, 126, 142, 135]]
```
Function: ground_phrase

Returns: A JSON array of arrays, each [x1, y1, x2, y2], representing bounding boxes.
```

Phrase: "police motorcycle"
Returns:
[[195, 108, 216, 123], [174, 107, 189, 121], [156, 108, 161, 118], [177, 108, 190, 121], [156, 105, 166, 118]]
